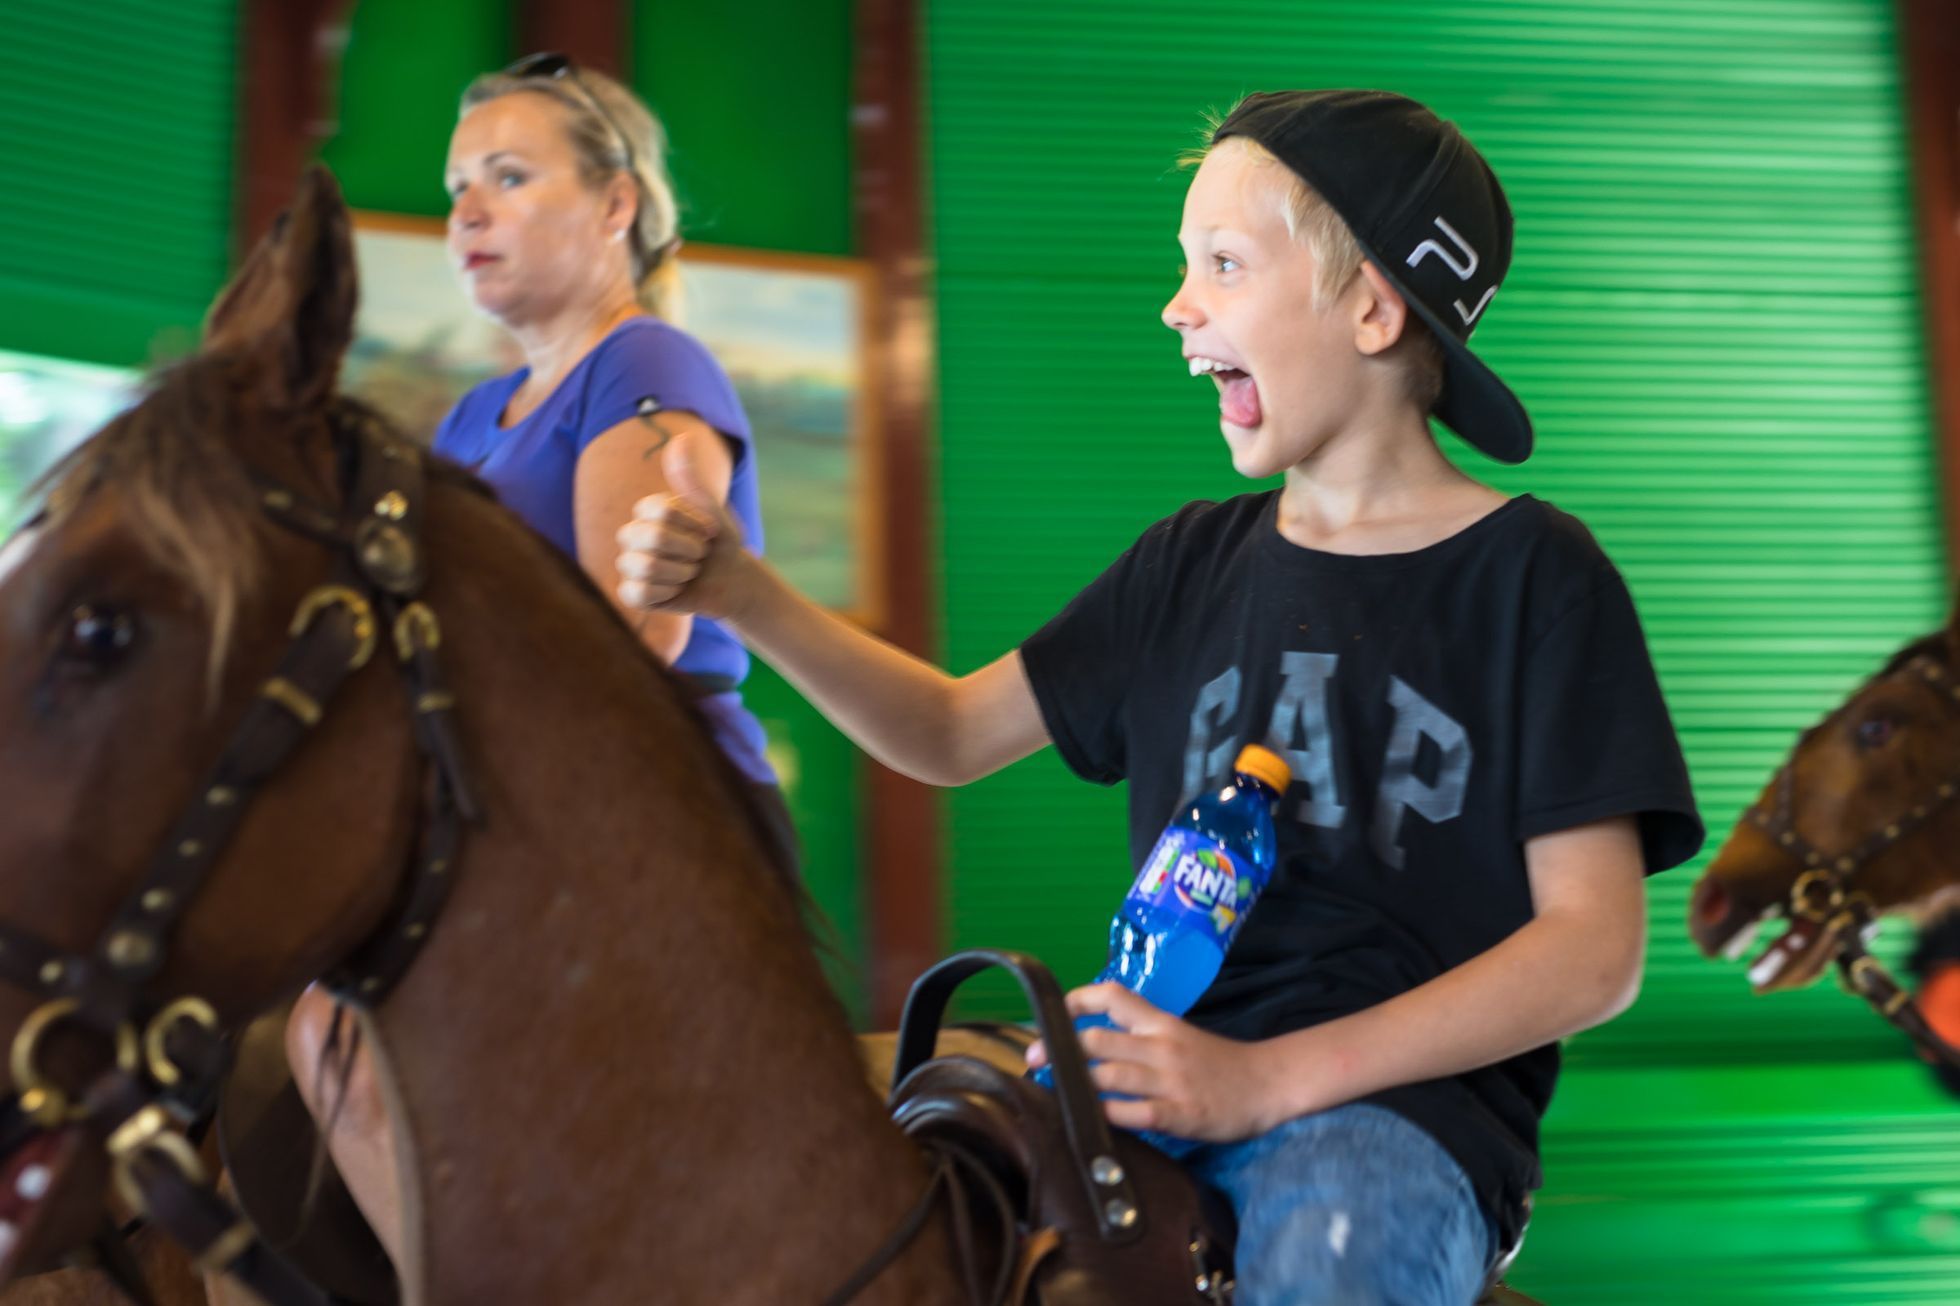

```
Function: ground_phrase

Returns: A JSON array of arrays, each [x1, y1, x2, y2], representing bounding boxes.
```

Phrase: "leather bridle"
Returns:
[[1741, 654, 1960, 1069], [0, 399, 479, 1303]]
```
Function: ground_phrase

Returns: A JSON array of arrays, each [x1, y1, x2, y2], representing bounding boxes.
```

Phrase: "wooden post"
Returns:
[[1901, 0, 1960, 575], [236, 0, 355, 248], [855, 0, 944, 1023]]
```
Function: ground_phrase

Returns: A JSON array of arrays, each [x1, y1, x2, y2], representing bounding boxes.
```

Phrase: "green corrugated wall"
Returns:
[[0, 0, 235, 366], [927, 0, 1957, 1298]]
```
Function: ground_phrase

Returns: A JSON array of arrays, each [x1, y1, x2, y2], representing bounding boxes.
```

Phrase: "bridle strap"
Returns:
[[1735, 654, 1960, 1073], [1745, 657, 1960, 881], [0, 402, 480, 1306]]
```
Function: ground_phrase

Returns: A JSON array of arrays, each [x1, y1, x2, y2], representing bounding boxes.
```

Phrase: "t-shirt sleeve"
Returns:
[[1515, 568, 1705, 873], [578, 324, 752, 467], [1020, 523, 1170, 786]]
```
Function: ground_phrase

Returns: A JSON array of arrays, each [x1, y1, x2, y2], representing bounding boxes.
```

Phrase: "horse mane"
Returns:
[[24, 360, 810, 912], [1877, 630, 1952, 679]]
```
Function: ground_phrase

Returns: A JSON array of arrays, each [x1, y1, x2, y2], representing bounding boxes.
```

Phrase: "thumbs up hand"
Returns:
[[616, 435, 754, 619]]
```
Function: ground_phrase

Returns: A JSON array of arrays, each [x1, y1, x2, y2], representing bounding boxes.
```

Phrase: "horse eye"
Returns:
[[60, 604, 139, 668], [1855, 716, 1897, 750]]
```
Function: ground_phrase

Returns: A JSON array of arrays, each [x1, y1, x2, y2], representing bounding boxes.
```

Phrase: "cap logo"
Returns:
[[1406, 215, 1496, 327]]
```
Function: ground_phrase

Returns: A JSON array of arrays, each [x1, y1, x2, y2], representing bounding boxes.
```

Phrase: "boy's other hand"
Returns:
[[615, 438, 753, 620], [1024, 982, 1290, 1142]]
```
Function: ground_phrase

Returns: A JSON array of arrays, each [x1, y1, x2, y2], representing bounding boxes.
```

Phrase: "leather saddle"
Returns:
[[886, 950, 1238, 1304]]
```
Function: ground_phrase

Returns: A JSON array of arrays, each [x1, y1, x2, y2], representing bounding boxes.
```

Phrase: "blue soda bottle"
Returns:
[[1035, 744, 1290, 1149]]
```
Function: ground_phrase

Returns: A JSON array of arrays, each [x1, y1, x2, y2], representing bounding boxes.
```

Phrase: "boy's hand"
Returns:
[[1025, 983, 1291, 1142], [614, 438, 755, 620]]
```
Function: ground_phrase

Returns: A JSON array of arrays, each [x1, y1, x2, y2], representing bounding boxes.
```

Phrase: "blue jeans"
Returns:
[[1181, 1103, 1494, 1306]]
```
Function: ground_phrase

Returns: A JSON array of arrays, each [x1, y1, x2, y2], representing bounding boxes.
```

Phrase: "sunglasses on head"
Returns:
[[503, 52, 637, 174]]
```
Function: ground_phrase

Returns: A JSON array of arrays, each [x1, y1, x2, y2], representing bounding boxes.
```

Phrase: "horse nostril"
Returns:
[[1693, 879, 1732, 929]]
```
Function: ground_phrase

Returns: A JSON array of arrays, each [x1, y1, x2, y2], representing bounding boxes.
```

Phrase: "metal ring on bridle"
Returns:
[[289, 585, 378, 670], [1789, 869, 1843, 921], [142, 996, 220, 1089], [393, 601, 441, 662], [11, 998, 140, 1122]]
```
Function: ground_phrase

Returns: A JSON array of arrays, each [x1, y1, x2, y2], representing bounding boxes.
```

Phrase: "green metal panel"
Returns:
[[635, 0, 855, 255], [928, 0, 1954, 1296], [0, 0, 236, 366], [319, 0, 514, 218]]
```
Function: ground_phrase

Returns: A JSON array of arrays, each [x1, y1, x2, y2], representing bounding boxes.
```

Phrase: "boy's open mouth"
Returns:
[[1189, 355, 1262, 428]]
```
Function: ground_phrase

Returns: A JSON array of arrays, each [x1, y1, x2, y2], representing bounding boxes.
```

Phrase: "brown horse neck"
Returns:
[[354, 502, 958, 1304]]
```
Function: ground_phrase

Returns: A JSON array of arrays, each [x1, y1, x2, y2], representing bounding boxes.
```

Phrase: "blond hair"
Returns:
[[461, 68, 684, 321], [1187, 132, 1446, 412]]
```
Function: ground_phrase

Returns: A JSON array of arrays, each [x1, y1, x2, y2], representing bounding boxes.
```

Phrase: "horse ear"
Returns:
[[203, 165, 358, 409]]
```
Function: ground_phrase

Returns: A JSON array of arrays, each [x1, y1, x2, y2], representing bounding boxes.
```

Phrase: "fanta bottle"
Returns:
[[1036, 744, 1290, 1134]]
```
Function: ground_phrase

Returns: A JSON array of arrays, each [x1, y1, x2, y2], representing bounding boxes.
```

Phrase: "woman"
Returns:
[[434, 53, 783, 810], [284, 56, 787, 1275]]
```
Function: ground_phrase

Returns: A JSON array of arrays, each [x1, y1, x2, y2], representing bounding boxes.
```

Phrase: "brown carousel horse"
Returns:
[[0, 168, 1233, 1306], [1689, 594, 1960, 1059]]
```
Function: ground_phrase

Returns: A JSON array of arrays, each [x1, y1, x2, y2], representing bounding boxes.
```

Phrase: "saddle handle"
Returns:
[[892, 948, 1145, 1244]]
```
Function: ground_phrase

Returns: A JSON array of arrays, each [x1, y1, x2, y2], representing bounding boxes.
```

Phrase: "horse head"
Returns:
[[1689, 604, 1960, 994], [0, 166, 428, 1280]]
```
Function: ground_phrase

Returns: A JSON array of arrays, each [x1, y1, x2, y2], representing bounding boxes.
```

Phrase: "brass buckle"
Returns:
[[142, 997, 220, 1089], [11, 998, 139, 1125], [107, 1104, 207, 1216], [290, 585, 377, 670]]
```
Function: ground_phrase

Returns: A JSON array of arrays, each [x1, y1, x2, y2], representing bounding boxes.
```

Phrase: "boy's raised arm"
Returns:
[[615, 439, 1051, 786]]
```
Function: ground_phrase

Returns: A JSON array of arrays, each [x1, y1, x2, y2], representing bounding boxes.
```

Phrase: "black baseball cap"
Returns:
[[1212, 90, 1532, 464]]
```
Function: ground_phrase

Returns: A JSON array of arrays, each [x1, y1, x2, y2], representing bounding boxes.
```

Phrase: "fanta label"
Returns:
[[1127, 830, 1258, 946]]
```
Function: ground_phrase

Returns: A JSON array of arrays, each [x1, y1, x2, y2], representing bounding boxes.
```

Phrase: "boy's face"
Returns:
[[1162, 142, 1370, 477]]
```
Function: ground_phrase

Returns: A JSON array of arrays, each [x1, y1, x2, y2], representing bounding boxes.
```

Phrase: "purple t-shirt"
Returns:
[[433, 316, 775, 785]]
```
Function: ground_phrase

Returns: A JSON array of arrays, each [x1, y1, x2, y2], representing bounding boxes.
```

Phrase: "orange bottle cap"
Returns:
[[1233, 744, 1291, 795]]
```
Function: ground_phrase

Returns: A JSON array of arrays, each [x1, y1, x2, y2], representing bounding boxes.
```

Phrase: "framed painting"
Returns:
[[346, 213, 883, 624]]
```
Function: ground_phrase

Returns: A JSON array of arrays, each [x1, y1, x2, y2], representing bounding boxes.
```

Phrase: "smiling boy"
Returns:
[[617, 89, 1703, 1303]]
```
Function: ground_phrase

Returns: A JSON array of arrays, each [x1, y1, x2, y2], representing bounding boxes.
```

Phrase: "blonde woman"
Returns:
[[282, 56, 787, 1276], [435, 53, 784, 812]]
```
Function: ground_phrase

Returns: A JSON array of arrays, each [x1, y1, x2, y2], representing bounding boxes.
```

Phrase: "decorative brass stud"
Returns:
[[141, 889, 174, 913], [428, 859, 448, 877], [206, 786, 238, 807], [1836, 858, 1855, 873], [1885, 825, 1901, 839], [177, 839, 203, 859], [360, 977, 382, 995], [404, 923, 427, 940], [262, 489, 293, 511], [374, 491, 408, 521], [38, 960, 62, 986], [106, 930, 156, 970]]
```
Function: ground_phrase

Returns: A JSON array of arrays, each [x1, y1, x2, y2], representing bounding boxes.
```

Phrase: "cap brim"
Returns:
[[1350, 236, 1534, 465], [1398, 281, 1534, 465]]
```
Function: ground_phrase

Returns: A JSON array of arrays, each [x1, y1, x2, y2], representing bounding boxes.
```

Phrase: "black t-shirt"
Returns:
[[1019, 490, 1703, 1244]]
